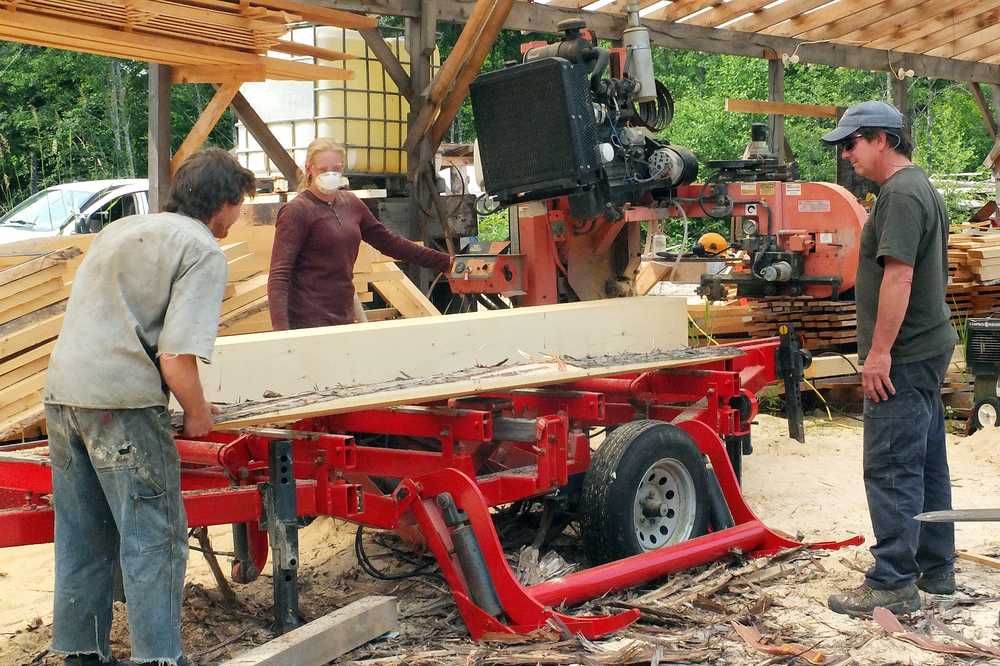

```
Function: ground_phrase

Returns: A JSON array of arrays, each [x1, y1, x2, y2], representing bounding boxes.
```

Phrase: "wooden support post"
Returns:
[[993, 84, 1000, 208], [229, 91, 303, 190], [429, 0, 513, 147], [360, 27, 413, 103], [969, 82, 998, 140], [218, 597, 398, 666], [171, 81, 240, 175], [891, 75, 909, 132], [767, 58, 784, 161], [148, 64, 172, 213]]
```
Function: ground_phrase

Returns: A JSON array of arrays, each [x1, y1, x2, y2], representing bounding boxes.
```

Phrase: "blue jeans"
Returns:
[[46, 404, 187, 665], [862, 351, 955, 590]]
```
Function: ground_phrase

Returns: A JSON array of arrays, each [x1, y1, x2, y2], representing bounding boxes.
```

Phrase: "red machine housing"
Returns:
[[448, 181, 866, 305], [0, 336, 859, 640]]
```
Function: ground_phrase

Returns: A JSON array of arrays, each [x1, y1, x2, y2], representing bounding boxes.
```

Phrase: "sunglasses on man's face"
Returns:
[[840, 134, 865, 151]]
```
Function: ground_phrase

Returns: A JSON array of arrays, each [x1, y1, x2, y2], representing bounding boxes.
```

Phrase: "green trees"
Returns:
[[0, 44, 235, 211]]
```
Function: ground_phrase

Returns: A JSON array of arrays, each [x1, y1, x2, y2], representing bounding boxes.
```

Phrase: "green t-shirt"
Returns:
[[855, 165, 957, 364]]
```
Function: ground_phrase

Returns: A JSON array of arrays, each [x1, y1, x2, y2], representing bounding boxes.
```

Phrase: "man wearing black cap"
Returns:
[[821, 101, 957, 617]]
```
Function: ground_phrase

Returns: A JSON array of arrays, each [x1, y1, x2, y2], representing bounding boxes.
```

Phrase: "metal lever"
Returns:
[[775, 323, 811, 443]]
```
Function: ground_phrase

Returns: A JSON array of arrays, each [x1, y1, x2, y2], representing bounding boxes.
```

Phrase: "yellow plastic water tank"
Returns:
[[315, 27, 440, 175]]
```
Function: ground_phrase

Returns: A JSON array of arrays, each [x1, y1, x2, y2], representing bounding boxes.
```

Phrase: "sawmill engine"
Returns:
[[469, 17, 698, 219]]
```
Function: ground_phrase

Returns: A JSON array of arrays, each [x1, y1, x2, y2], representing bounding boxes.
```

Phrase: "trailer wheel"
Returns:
[[971, 397, 1000, 432], [581, 420, 710, 564]]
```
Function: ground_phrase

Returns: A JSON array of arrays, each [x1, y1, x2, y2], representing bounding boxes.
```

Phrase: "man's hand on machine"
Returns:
[[183, 402, 221, 438]]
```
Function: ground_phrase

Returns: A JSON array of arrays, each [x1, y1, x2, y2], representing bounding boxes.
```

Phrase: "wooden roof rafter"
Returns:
[[0, 0, 377, 82]]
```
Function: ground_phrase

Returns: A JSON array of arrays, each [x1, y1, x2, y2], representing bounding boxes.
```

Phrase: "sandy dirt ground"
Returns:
[[3, 413, 1000, 665]]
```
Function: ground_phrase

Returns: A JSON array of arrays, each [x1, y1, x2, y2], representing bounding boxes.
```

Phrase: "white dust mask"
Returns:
[[315, 171, 343, 194]]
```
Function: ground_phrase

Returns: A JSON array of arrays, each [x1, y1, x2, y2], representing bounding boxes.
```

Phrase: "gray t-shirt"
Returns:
[[45, 212, 227, 408], [855, 165, 956, 364]]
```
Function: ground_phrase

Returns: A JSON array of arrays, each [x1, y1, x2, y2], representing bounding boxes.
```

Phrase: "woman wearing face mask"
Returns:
[[267, 138, 452, 330]]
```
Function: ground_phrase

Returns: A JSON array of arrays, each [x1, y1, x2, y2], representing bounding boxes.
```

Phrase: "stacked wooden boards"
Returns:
[[0, 248, 82, 439], [687, 297, 856, 352], [947, 231, 1000, 321]]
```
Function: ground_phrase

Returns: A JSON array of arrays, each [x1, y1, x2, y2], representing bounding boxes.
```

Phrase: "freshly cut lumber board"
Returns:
[[210, 346, 742, 428], [198, 297, 736, 427], [203, 297, 688, 400]]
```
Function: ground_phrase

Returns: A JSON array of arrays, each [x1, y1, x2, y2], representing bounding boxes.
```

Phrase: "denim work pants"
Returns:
[[46, 404, 188, 665], [862, 350, 955, 590]]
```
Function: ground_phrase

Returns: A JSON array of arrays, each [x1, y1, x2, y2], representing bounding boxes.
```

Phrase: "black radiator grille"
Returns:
[[470, 58, 599, 203], [966, 319, 1000, 373]]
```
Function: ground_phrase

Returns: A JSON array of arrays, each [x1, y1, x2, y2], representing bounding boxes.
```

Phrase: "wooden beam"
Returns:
[[404, 0, 497, 153], [429, 0, 513, 146], [359, 27, 413, 102], [432, 0, 1000, 84], [865, 0, 1000, 51], [173, 65, 266, 84], [767, 58, 784, 161], [229, 91, 303, 189], [219, 597, 398, 666], [897, 8, 1000, 55], [370, 262, 440, 317], [248, 0, 378, 30], [762, 0, 888, 38], [148, 63, 172, 213], [969, 82, 998, 140], [268, 39, 355, 62], [171, 82, 240, 175], [724, 98, 839, 119], [794, 0, 926, 42], [839, 1, 992, 51], [892, 75, 909, 133], [199, 297, 690, 411], [726, 0, 831, 34]]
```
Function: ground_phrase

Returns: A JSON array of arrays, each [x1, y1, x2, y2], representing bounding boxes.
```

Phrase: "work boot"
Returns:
[[827, 583, 921, 617], [63, 656, 118, 665], [917, 570, 956, 595]]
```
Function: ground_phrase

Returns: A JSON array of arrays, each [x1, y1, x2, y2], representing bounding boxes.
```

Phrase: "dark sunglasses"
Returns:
[[840, 133, 865, 151]]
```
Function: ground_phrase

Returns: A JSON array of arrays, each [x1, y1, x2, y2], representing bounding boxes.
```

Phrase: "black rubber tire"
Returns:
[[581, 420, 710, 564], [971, 396, 1000, 433]]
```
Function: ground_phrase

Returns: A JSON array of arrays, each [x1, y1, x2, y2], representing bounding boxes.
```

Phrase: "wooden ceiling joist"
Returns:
[[864, 0, 1000, 51], [795, 0, 928, 43], [726, 0, 830, 35]]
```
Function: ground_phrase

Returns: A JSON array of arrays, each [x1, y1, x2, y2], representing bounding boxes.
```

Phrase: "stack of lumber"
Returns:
[[687, 301, 754, 346], [0, 248, 81, 440], [746, 298, 857, 351], [947, 231, 1000, 322]]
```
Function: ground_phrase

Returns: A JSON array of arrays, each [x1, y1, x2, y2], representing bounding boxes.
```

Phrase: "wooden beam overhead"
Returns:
[[952, 39, 1000, 67], [268, 39, 356, 61], [359, 27, 413, 102], [653, 0, 721, 24], [247, 0, 378, 29], [864, 0, 1000, 51], [313, 0, 1000, 83], [684, 0, 771, 29], [969, 82, 998, 140], [229, 91, 303, 189], [725, 98, 839, 119], [762, 0, 889, 38], [171, 81, 241, 175], [839, 2, 971, 49], [726, 0, 830, 34], [796, 0, 927, 43], [927, 23, 1000, 60], [894, 6, 1000, 55], [173, 64, 267, 83]]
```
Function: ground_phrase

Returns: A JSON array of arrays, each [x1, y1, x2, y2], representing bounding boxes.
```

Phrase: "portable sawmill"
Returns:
[[448, 15, 867, 305], [0, 10, 864, 644]]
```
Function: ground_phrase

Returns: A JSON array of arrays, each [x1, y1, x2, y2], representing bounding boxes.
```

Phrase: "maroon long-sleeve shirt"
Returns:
[[268, 190, 451, 330]]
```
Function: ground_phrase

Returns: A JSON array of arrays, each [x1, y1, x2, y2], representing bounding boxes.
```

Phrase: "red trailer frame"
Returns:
[[0, 333, 860, 639]]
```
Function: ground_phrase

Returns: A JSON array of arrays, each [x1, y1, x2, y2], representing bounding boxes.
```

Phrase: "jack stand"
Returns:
[[265, 438, 303, 634]]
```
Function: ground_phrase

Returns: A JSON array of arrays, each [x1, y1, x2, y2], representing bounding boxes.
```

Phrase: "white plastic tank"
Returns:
[[236, 26, 439, 178]]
